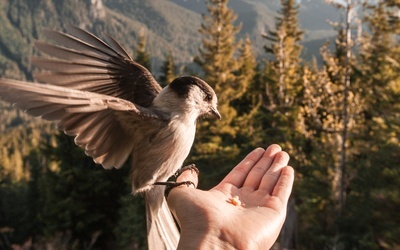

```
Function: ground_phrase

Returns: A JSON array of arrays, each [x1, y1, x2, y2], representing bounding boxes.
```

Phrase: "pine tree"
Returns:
[[195, 0, 241, 137], [37, 132, 127, 249], [190, 0, 246, 187], [345, 1, 400, 247], [231, 35, 261, 149], [300, 42, 365, 248], [234, 35, 257, 113], [298, 0, 400, 247], [359, 0, 400, 122], [258, 0, 305, 152], [159, 52, 177, 86], [135, 31, 151, 72], [298, 0, 367, 246], [263, 0, 304, 109], [254, 0, 307, 173]]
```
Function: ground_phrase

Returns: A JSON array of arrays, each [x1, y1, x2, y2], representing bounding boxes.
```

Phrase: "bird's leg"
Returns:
[[154, 164, 199, 197], [154, 180, 196, 188]]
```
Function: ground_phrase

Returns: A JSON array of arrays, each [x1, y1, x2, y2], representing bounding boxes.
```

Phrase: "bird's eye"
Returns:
[[205, 94, 212, 102]]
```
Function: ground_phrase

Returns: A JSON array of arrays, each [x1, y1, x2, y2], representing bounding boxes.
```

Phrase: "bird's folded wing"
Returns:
[[0, 78, 163, 169], [32, 24, 162, 107]]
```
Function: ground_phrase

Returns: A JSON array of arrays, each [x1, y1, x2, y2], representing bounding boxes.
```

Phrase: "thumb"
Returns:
[[167, 167, 199, 223]]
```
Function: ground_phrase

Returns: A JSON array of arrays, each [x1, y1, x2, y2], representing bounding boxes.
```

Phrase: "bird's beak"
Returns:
[[210, 107, 221, 120]]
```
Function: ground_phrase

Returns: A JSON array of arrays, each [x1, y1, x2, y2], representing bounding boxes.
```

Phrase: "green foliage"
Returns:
[[135, 32, 151, 72], [32, 133, 128, 249], [294, 0, 400, 248], [0, 170, 31, 245], [263, 0, 304, 109], [344, 1, 400, 247], [231, 36, 261, 150], [159, 52, 177, 86], [196, 0, 242, 133], [114, 191, 147, 250]]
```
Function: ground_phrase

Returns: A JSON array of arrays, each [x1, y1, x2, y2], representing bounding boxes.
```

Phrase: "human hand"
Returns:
[[167, 144, 294, 249]]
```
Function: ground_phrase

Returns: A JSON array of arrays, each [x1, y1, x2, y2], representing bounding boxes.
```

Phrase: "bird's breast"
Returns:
[[154, 118, 196, 168], [129, 117, 197, 193]]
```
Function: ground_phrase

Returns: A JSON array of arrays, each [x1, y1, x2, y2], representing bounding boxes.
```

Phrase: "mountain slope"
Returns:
[[0, 0, 339, 80]]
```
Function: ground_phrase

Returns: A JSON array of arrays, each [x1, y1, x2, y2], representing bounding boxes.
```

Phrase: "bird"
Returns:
[[0, 24, 220, 250]]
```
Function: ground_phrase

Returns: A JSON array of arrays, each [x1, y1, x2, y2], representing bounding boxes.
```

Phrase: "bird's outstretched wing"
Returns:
[[0, 25, 167, 169], [0, 79, 165, 169], [32, 24, 161, 107]]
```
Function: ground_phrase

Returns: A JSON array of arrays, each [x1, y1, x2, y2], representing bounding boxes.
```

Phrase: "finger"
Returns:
[[272, 166, 294, 204], [242, 144, 282, 190], [259, 151, 290, 194], [176, 167, 199, 189], [219, 147, 265, 187]]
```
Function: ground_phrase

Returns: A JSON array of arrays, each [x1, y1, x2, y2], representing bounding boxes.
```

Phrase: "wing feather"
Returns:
[[34, 25, 162, 107], [34, 73, 112, 88], [0, 25, 170, 169], [65, 25, 124, 58], [42, 28, 117, 59], [34, 41, 110, 64], [31, 58, 112, 73], [102, 32, 133, 60], [0, 78, 164, 169]]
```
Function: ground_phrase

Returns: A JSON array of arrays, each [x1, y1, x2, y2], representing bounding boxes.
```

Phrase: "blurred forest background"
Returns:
[[0, 0, 399, 249]]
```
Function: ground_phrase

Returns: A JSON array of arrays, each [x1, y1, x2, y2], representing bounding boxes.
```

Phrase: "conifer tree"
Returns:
[[255, 0, 307, 172], [259, 0, 305, 150], [159, 52, 177, 86], [235, 35, 257, 111], [190, 0, 245, 185], [300, 41, 364, 247], [263, 0, 304, 109], [346, 1, 400, 246], [298, 0, 400, 247], [299, 1, 366, 246], [189, 0, 260, 186], [135, 32, 151, 72], [359, 0, 400, 125], [37, 132, 127, 249], [231, 35, 261, 149], [195, 0, 241, 137]]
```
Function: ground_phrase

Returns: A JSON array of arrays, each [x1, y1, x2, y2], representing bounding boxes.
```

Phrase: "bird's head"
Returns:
[[154, 76, 221, 120]]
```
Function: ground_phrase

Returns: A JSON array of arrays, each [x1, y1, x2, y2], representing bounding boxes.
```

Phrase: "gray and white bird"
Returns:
[[0, 25, 220, 250]]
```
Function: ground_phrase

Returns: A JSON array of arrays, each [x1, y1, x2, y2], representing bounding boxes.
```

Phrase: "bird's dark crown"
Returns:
[[169, 76, 214, 100]]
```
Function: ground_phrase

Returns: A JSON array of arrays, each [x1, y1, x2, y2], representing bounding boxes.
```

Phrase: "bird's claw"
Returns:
[[174, 163, 199, 177], [154, 180, 196, 197], [154, 164, 199, 197]]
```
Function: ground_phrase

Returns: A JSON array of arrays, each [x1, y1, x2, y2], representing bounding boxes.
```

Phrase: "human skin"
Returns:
[[167, 144, 295, 249]]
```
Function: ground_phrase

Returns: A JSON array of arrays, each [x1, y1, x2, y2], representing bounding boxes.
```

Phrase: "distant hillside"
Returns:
[[0, 0, 340, 127], [0, 0, 205, 80], [0, 0, 340, 79]]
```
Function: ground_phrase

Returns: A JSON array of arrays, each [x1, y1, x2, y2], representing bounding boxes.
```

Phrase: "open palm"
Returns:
[[168, 144, 294, 249]]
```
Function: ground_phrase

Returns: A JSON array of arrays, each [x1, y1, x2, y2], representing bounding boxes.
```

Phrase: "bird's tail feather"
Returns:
[[145, 186, 180, 250]]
